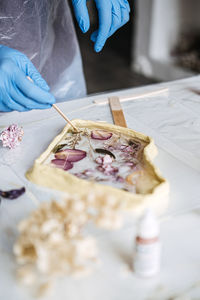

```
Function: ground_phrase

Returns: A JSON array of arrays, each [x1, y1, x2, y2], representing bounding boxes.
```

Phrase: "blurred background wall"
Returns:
[[71, 0, 200, 94]]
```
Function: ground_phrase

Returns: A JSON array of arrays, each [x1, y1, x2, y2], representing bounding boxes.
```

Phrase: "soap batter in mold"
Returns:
[[26, 120, 169, 213], [45, 128, 159, 195]]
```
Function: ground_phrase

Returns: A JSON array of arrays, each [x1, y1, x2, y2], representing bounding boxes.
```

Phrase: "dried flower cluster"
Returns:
[[14, 193, 123, 290], [0, 124, 24, 149], [95, 154, 118, 176], [49, 129, 144, 193]]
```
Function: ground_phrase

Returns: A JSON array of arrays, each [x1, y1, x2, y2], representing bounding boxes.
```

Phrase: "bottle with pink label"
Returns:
[[133, 209, 161, 277]]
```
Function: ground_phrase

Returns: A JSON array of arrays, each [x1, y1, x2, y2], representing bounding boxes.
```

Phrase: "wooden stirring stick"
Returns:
[[27, 76, 79, 132], [109, 96, 127, 128], [52, 104, 78, 132], [94, 88, 168, 105]]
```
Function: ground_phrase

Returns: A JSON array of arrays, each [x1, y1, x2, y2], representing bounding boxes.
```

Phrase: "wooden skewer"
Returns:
[[26, 76, 79, 132], [52, 104, 79, 132], [109, 96, 127, 128], [94, 88, 168, 105]]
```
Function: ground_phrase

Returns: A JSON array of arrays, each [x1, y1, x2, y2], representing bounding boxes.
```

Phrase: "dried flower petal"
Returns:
[[91, 130, 112, 140], [97, 164, 118, 176], [73, 169, 94, 180], [0, 124, 24, 149], [51, 159, 73, 171], [95, 157, 103, 165], [103, 154, 113, 165], [116, 176, 125, 183], [122, 145, 133, 153], [0, 187, 25, 200], [55, 149, 86, 162]]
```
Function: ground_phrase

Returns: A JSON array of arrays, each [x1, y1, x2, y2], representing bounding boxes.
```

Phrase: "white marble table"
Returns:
[[0, 76, 200, 300]]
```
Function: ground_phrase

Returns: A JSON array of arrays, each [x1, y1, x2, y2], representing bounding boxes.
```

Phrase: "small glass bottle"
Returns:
[[133, 209, 161, 277]]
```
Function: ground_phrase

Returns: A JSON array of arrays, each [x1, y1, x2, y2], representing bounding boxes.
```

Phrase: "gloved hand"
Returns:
[[0, 45, 55, 112], [72, 0, 130, 52]]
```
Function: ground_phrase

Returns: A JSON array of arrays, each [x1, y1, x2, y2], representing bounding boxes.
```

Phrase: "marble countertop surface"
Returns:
[[0, 76, 200, 300]]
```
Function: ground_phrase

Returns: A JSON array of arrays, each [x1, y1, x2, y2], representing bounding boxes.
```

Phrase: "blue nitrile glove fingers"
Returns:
[[0, 59, 29, 112], [10, 83, 52, 111], [91, 0, 130, 51], [0, 45, 55, 112], [72, 0, 130, 52], [0, 101, 12, 112], [119, 0, 130, 25], [72, 0, 90, 33], [0, 45, 51, 93], [15, 70, 55, 106], [93, 0, 112, 52], [23, 57, 50, 92]]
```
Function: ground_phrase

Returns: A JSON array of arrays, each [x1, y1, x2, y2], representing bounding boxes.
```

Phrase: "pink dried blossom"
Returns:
[[125, 162, 136, 168], [95, 156, 104, 165], [120, 145, 133, 153], [116, 176, 125, 183], [95, 155, 113, 165], [84, 169, 93, 176], [107, 146, 114, 151], [119, 145, 127, 150], [0, 124, 24, 149], [106, 143, 135, 153], [107, 143, 121, 151], [95, 154, 118, 176], [103, 165, 118, 176], [74, 169, 93, 179], [97, 165, 118, 176], [97, 166, 105, 173], [103, 154, 113, 164]]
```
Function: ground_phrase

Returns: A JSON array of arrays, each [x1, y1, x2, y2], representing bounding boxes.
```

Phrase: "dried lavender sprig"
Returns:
[[0, 187, 25, 200]]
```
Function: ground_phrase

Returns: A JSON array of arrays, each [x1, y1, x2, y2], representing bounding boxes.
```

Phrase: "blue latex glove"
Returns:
[[0, 45, 55, 112], [72, 0, 130, 52]]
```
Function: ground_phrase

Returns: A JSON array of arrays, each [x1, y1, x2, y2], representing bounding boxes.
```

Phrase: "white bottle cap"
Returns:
[[137, 209, 159, 239]]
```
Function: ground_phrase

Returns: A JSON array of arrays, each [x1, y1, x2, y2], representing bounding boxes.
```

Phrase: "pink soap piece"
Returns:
[[0, 124, 24, 149]]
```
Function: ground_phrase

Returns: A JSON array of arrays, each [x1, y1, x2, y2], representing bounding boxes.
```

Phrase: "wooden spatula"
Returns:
[[109, 96, 127, 128]]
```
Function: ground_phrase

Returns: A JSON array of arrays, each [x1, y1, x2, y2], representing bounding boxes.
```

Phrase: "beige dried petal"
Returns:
[[65, 223, 80, 237], [75, 213, 88, 225], [17, 266, 36, 286], [36, 247, 50, 273], [72, 266, 93, 278], [18, 220, 29, 232], [13, 242, 22, 256], [14, 193, 123, 291], [71, 200, 86, 212], [15, 242, 37, 263], [41, 219, 61, 234], [95, 213, 122, 229], [73, 237, 97, 263], [47, 232, 64, 244], [36, 281, 53, 298]]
